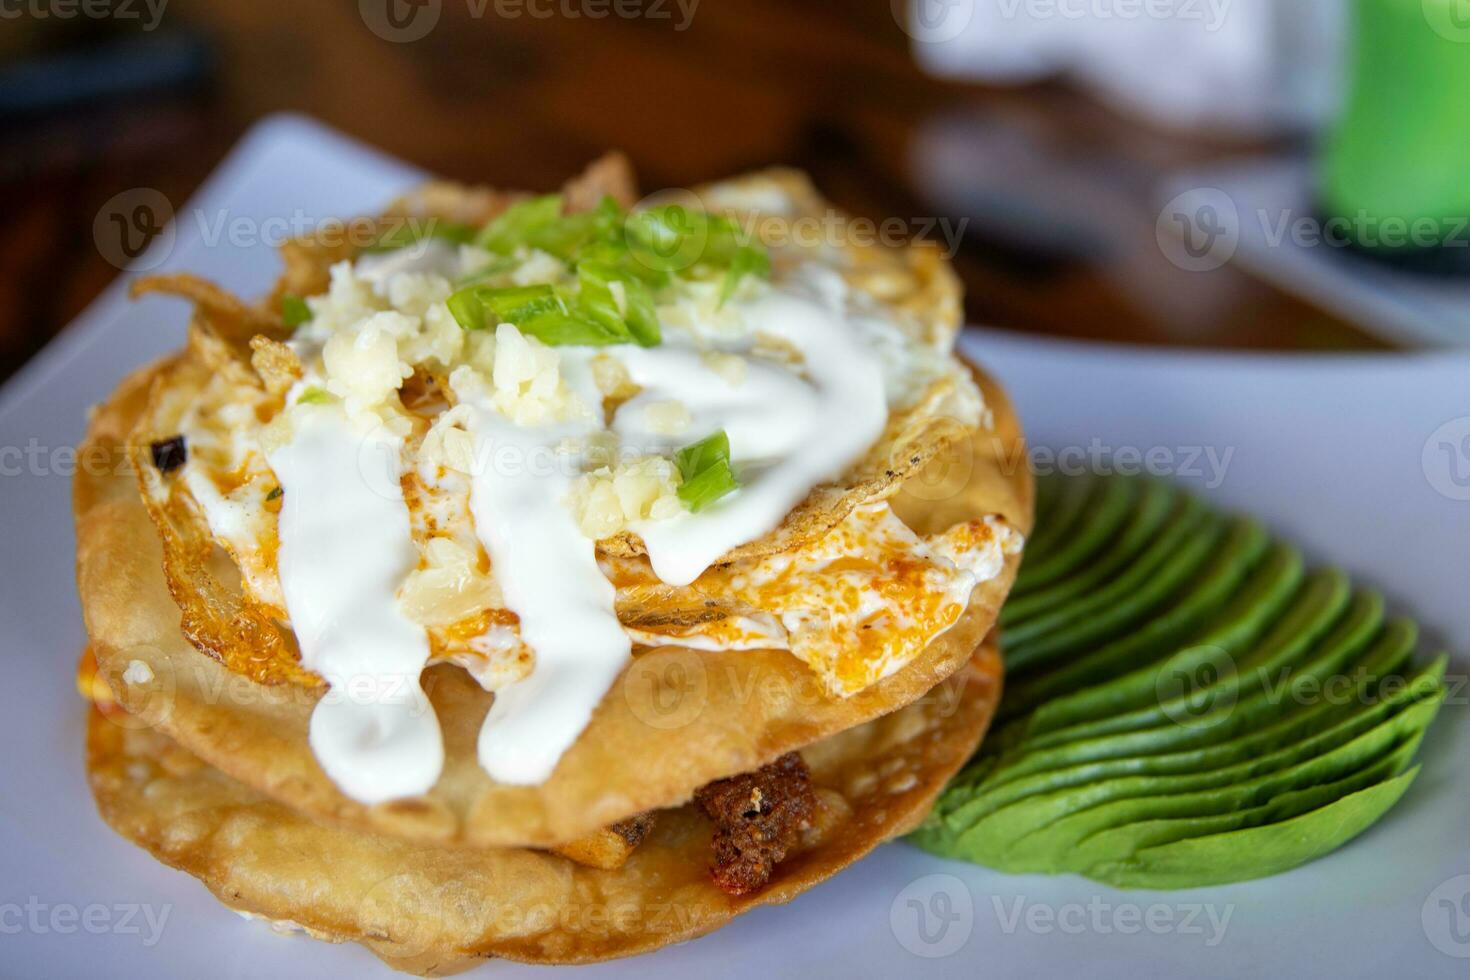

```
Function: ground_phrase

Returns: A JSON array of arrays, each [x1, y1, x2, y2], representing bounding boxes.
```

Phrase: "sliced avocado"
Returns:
[[1022, 471, 1095, 564], [980, 603, 1414, 791], [1018, 570, 1356, 750], [1024, 540, 1299, 732], [1088, 768, 1421, 889], [1005, 498, 1218, 668], [1009, 475, 1141, 594], [1029, 469, 1062, 531], [1004, 477, 1178, 621], [978, 691, 1440, 873], [1005, 521, 1277, 725], [946, 667, 1442, 870], [931, 629, 1420, 837], [1073, 726, 1433, 876], [914, 472, 1451, 889]]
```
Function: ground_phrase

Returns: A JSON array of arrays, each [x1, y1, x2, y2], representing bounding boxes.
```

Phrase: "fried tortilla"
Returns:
[[76, 355, 1028, 848], [85, 642, 1001, 973]]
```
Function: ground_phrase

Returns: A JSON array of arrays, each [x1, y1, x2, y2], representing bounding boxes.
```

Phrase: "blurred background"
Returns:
[[4, 0, 1469, 382]]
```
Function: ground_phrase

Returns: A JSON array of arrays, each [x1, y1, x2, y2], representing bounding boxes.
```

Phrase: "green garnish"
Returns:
[[446, 269, 661, 348], [448, 197, 770, 344], [280, 294, 312, 328], [466, 285, 563, 329], [910, 471, 1447, 890], [446, 283, 630, 346], [296, 386, 334, 405], [624, 204, 745, 275], [527, 195, 621, 261], [719, 244, 772, 306], [266, 486, 283, 501], [363, 218, 476, 253], [515, 308, 630, 347], [576, 260, 660, 347], [446, 287, 490, 332], [674, 431, 738, 512], [623, 204, 705, 272], [475, 194, 564, 254]]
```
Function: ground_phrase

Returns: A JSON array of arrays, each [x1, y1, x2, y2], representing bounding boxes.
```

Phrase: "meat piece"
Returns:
[[695, 752, 815, 896], [551, 812, 657, 871], [611, 811, 657, 848]]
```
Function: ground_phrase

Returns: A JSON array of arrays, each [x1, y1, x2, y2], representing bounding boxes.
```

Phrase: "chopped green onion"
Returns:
[[280, 294, 312, 328], [456, 196, 766, 332], [478, 284, 565, 325], [363, 219, 475, 253], [527, 195, 620, 260], [675, 431, 738, 512], [624, 205, 710, 273], [574, 262, 626, 338], [718, 244, 772, 306], [675, 430, 731, 479], [576, 260, 661, 347], [701, 213, 746, 267], [266, 486, 283, 501], [447, 283, 633, 346], [625, 204, 753, 279], [447, 287, 490, 331], [579, 237, 670, 288], [475, 194, 564, 254], [619, 276, 660, 347], [296, 386, 334, 405], [448, 283, 565, 333], [517, 310, 630, 347]]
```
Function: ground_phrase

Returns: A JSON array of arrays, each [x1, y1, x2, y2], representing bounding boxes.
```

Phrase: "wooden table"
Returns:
[[0, 0, 1386, 383]]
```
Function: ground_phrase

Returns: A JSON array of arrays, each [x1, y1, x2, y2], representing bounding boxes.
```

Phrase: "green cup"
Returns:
[[1320, 0, 1470, 269]]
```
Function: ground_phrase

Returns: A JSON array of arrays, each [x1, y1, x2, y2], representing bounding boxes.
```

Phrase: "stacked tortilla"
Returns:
[[74, 159, 1031, 974]]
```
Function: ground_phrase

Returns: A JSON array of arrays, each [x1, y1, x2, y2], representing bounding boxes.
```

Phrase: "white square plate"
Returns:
[[3, 115, 1467, 979]]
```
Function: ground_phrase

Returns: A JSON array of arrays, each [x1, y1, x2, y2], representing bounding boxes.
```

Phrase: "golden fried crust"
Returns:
[[550, 814, 657, 871], [75, 351, 1027, 850], [85, 642, 1002, 972], [126, 351, 319, 689], [78, 163, 1029, 849]]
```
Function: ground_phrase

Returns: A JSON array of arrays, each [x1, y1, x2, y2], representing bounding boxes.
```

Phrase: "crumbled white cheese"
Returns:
[[450, 324, 589, 427], [420, 405, 478, 475], [511, 249, 569, 287], [322, 312, 415, 411], [303, 261, 384, 340], [591, 353, 636, 400], [384, 271, 451, 317], [570, 456, 683, 539], [701, 350, 748, 386]]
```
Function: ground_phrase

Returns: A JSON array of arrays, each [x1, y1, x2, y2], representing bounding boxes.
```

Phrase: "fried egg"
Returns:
[[145, 179, 1017, 795]]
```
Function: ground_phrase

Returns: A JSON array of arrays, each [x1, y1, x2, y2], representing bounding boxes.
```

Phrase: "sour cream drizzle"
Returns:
[[267, 405, 443, 803], [443, 268, 887, 782], [263, 257, 933, 797], [460, 355, 633, 785], [616, 266, 889, 585]]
